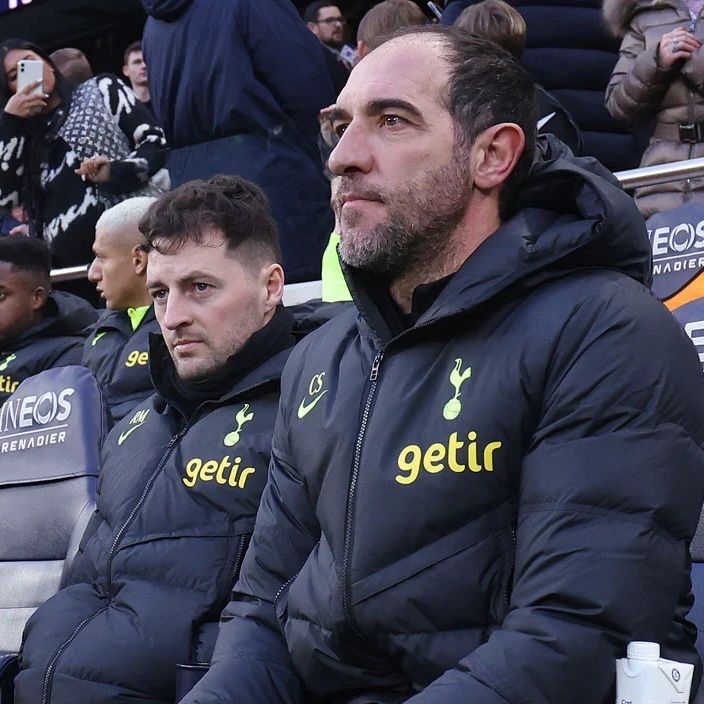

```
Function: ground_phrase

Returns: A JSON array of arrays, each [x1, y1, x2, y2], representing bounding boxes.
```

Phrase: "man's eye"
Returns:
[[333, 123, 348, 138], [150, 289, 167, 301], [382, 115, 405, 128], [194, 282, 210, 293]]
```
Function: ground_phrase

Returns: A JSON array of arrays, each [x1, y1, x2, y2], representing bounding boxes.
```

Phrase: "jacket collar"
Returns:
[[344, 136, 651, 347]]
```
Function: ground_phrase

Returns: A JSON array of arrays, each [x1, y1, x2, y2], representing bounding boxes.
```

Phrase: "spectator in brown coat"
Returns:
[[605, 0, 704, 217]]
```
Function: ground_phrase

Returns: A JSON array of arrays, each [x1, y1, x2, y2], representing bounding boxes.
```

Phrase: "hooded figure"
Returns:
[[140, 0, 336, 283]]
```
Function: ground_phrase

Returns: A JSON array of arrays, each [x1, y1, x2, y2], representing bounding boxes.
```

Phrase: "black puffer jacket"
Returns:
[[81, 306, 161, 422], [0, 291, 96, 404], [14, 317, 293, 704], [182, 143, 704, 704]]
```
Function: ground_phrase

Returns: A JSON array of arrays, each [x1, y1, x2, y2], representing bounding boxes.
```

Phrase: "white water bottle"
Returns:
[[616, 642, 693, 704]]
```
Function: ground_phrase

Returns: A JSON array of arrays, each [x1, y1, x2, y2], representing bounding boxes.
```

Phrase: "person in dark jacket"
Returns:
[[0, 39, 167, 303], [442, 0, 647, 171], [140, 0, 336, 284], [181, 27, 704, 704], [14, 175, 295, 704], [82, 197, 161, 422], [0, 237, 96, 405]]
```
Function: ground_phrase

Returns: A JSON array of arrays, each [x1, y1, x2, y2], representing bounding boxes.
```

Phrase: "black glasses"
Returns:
[[314, 17, 347, 25]]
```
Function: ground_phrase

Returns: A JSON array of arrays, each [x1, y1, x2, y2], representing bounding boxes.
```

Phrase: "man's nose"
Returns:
[[328, 122, 373, 176], [161, 290, 192, 331], [87, 259, 100, 283]]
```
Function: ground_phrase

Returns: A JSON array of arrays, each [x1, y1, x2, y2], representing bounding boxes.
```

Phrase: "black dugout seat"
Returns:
[[0, 366, 111, 703]]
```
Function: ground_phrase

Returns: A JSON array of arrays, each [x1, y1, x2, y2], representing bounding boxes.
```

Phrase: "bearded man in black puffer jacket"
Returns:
[[183, 27, 704, 704]]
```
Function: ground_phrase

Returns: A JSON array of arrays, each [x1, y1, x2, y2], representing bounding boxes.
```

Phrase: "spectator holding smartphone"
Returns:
[[0, 39, 167, 301]]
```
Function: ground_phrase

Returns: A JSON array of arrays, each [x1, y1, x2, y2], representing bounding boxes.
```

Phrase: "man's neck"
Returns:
[[132, 83, 150, 104], [389, 206, 502, 314], [123, 292, 153, 311]]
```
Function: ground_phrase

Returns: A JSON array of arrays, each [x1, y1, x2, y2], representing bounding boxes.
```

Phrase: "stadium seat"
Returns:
[[0, 366, 111, 703]]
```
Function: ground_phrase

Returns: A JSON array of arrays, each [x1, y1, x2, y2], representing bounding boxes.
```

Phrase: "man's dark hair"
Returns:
[[123, 40, 142, 66], [391, 25, 536, 219], [304, 0, 339, 23], [139, 175, 282, 267], [0, 236, 51, 284]]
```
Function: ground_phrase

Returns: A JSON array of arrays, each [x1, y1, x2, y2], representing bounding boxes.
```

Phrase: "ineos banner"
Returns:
[[0, 366, 109, 485], [648, 202, 704, 368]]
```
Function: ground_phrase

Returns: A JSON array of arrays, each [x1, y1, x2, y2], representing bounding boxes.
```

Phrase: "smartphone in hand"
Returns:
[[17, 59, 43, 96]]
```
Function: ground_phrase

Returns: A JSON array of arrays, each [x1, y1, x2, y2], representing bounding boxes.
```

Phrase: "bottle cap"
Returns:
[[627, 642, 660, 660]]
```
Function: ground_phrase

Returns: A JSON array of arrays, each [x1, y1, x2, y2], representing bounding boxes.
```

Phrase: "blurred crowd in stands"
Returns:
[[3, 1, 704, 704]]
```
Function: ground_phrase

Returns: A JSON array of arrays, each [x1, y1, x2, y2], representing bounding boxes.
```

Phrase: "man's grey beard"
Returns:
[[335, 150, 472, 279]]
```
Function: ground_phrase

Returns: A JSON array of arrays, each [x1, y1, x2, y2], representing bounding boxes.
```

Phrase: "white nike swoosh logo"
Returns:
[[117, 422, 146, 446], [297, 390, 328, 419], [537, 112, 556, 130]]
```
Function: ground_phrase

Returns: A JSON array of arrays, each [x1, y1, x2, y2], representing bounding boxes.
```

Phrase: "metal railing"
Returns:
[[45, 155, 704, 290], [614, 156, 704, 190]]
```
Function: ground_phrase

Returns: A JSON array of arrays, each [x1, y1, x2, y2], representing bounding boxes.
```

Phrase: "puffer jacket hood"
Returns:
[[347, 135, 651, 345], [10, 291, 96, 349], [140, 0, 193, 20], [602, 0, 677, 37]]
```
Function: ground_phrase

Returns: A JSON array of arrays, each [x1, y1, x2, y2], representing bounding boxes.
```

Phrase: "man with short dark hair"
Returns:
[[14, 175, 296, 704], [305, 0, 353, 93], [82, 197, 160, 421], [0, 237, 96, 405], [122, 40, 151, 109], [182, 27, 704, 704]]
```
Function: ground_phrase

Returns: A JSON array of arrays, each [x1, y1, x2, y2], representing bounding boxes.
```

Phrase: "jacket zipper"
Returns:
[[504, 524, 517, 609], [104, 377, 275, 586], [40, 604, 110, 704], [105, 425, 189, 585], [341, 350, 384, 640], [229, 534, 248, 589]]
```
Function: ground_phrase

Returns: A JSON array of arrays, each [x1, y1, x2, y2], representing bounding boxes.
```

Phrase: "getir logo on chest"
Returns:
[[395, 358, 503, 485], [182, 404, 256, 490]]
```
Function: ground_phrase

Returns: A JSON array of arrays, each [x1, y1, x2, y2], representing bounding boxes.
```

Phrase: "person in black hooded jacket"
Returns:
[[181, 28, 704, 704], [0, 236, 96, 405], [139, 0, 336, 284], [14, 176, 295, 704]]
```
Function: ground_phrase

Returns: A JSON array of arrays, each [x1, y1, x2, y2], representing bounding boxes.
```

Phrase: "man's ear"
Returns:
[[122, 65, 129, 79], [357, 40, 369, 59], [471, 123, 526, 192], [259, 263, 285, 315], [31, 286, 48, 312], [307, 21, 319, 36], [133, 244, 148, 276]]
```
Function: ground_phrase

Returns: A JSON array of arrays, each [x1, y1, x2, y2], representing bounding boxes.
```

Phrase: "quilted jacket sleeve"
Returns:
[[405, 280, 704, 704], [606, 25, 677, 125], [178, 413, 320, 704]]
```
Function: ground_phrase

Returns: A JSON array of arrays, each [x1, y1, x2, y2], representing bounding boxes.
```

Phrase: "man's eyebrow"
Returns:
[[366, 99, 424, 121], [327, 106, 352, 124], [147, 270, 218, 289]]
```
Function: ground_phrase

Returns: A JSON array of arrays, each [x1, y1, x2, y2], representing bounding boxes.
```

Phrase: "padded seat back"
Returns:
[[0, 366, 110, 652]]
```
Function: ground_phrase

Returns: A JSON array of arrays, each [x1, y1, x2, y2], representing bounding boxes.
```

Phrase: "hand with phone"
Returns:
[[4, 80, 48, 119]]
